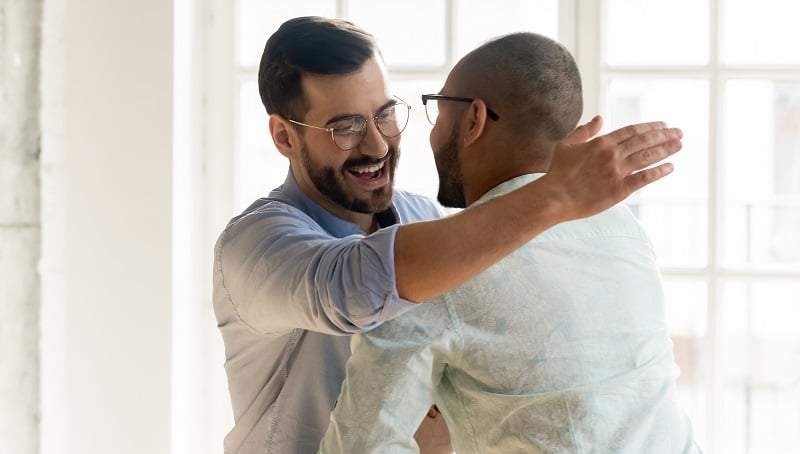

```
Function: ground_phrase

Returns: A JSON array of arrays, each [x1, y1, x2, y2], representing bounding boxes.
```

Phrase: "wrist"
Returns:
[[528, 175, 577, 225]]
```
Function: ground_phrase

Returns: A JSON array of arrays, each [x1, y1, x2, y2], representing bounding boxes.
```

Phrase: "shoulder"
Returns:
[[539, 203, 651, 243], [216, 198, 327, 255], [391, 190, 443, 222]]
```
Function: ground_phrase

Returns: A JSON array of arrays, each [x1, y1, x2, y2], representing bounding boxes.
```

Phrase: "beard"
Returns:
[[300, 142, 398, 214], [434, 128, 467, 208]]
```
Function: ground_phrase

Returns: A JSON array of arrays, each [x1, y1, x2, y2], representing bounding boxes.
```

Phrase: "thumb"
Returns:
[[561, 115, 603, 146]]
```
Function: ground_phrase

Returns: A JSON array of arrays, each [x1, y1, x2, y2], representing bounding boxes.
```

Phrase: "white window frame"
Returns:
[[179, 1, 800, 453], [575, 2, 800, 453]]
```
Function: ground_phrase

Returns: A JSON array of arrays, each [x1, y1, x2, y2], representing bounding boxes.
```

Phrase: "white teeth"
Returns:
[[351, 162, 385, 174]]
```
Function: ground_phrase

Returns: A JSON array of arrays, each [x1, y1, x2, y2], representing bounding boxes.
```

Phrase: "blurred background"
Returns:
[[2, 1, 798, 453]]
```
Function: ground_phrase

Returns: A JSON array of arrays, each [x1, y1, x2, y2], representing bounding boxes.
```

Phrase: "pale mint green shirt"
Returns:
[[320, 174, 700, 454]]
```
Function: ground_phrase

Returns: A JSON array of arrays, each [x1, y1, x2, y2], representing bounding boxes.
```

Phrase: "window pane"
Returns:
[[348, 0, 447, 68], [663, 279, 708, 449], [721, 0, 800, 65], [605, 0, 709, 66], [606, 79, 710, 267], [722, 80, 800, 268], [237, 0, 337, 67], [718, 281, 800, 453], [456, 0, 558, 59], [390, 79, 442, 201], [238, 80, 287, 211]]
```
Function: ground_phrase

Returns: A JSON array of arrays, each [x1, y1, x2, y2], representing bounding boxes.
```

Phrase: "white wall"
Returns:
[[172, 0, 236, 452], [41, 0, 174, 452]]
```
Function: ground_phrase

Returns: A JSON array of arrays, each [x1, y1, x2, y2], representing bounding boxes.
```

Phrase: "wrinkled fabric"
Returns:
[[214, 170, 442, 454], [322, 173, 701, 454]]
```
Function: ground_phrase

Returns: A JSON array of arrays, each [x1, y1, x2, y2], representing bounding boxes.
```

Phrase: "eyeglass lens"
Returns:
[[332, 102, 409, 150], [424, 99, 439, 125]]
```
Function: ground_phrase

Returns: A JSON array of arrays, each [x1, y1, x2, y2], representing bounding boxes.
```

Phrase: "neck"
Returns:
[[361, 215, 379, 234], [463, 149, 551, 206]]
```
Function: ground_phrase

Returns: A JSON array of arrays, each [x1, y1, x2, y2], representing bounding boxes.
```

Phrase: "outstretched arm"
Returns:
[[394, 117, 682, 302]]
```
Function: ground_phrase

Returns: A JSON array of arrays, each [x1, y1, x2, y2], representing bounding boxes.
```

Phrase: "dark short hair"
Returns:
[[257, 16, 379, 120]]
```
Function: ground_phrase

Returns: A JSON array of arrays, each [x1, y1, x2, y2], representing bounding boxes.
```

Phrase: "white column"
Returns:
[[40, 0, 174, 452], [172, 0, 235, 452], [0, 1, 43, 453]]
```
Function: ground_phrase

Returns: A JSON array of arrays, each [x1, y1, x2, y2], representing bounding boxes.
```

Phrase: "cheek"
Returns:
[[302, 140, 347, 170], [429, 122, 443, 150]]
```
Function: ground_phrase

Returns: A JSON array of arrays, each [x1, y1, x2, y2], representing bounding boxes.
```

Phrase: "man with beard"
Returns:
[[214, 17, 684, 454], [320, 32, 699, 453]]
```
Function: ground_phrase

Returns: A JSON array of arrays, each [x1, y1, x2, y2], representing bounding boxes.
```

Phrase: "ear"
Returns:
[[463, 99, 490, 147], [269, 114, 301, 159]]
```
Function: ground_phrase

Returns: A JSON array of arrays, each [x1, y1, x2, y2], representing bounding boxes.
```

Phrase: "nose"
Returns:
[[357, 119, 389, 158]]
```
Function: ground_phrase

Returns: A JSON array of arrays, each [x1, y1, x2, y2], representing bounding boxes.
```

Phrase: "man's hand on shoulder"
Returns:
[[541, 115, 683, 222]]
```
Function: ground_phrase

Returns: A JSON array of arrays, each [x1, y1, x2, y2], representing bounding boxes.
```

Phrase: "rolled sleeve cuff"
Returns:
[[346, 225, 419, 329]]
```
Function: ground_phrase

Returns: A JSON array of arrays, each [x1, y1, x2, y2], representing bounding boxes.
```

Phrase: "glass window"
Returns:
[[389, 79, 441, 199], [718, 281, 800, 453], [600, 3, 800, 450], [721, 0, 800, 65], [605, 78, 710, 267], [722, 80, 800, 268], [225, 3, 800, 453], [663, 278, 708, 449], [605, 0, 709, 66], [237, 1, 337, 67], [237, 80, 285, 209], [455, 0, 558, 58], [349, 0, 447, 68]]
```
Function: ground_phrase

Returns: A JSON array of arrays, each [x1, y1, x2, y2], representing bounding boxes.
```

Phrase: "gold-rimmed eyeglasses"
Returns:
[[288, 96, 411, 151]]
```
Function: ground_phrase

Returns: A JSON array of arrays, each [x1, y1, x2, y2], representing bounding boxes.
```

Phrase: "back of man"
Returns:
[[320, 31, 699, 453], [322, 174, 698, 453], [221, 16, 686, 453]]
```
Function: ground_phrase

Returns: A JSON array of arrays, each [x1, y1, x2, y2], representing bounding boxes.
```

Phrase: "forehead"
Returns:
[[441, 57, 471, 95], [301, 57, 392, 119]]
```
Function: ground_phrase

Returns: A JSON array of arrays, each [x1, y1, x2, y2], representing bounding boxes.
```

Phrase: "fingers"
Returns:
[[592, 123, 682, 175], [624, 162, 675, 193], [605, 120, 670, 143], [619, 127, 683, 173], [561, 115, 603, 146]]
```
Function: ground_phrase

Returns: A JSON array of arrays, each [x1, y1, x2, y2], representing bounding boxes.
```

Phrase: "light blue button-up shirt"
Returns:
[[214, 171, 442, 454], [321, 173, 701, 453]]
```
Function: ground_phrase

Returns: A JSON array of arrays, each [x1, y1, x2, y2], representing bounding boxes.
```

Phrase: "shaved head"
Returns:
[[450, 32, 583, 143]]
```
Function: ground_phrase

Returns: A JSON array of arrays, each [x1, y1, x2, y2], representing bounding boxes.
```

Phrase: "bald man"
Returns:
[[320, 32, 700, 453]]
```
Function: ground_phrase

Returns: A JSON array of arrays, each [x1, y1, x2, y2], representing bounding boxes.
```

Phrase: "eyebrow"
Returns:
[[324, 98, 398, 126]]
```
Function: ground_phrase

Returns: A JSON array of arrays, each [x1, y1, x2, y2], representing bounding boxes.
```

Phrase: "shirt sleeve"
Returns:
[[214, 202, 417, 336], [319, 303, 450, 453]]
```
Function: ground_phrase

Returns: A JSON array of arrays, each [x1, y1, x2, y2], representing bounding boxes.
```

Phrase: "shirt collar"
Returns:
[[272, 170, 397, 237], [472, 173, 546, 207]]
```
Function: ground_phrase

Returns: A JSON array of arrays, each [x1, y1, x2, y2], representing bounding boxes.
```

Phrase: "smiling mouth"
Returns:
[[347, 161, 386, 181]]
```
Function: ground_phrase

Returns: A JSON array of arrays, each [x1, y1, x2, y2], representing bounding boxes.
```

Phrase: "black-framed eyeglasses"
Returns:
[[421, 94, 500, 125], [288, 96, 411, 151]]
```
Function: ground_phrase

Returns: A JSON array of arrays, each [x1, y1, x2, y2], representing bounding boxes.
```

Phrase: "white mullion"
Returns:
[[446, 0, 457, 69], [557, 0, 578, 55], [601, 66, 712, 76], [705, 0, 722, 451], [574, 0, 602, 123]]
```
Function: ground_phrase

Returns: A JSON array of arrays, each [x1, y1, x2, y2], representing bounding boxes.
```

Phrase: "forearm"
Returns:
[[395, 118, 683, 303], [395, 177, 565, 302]]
